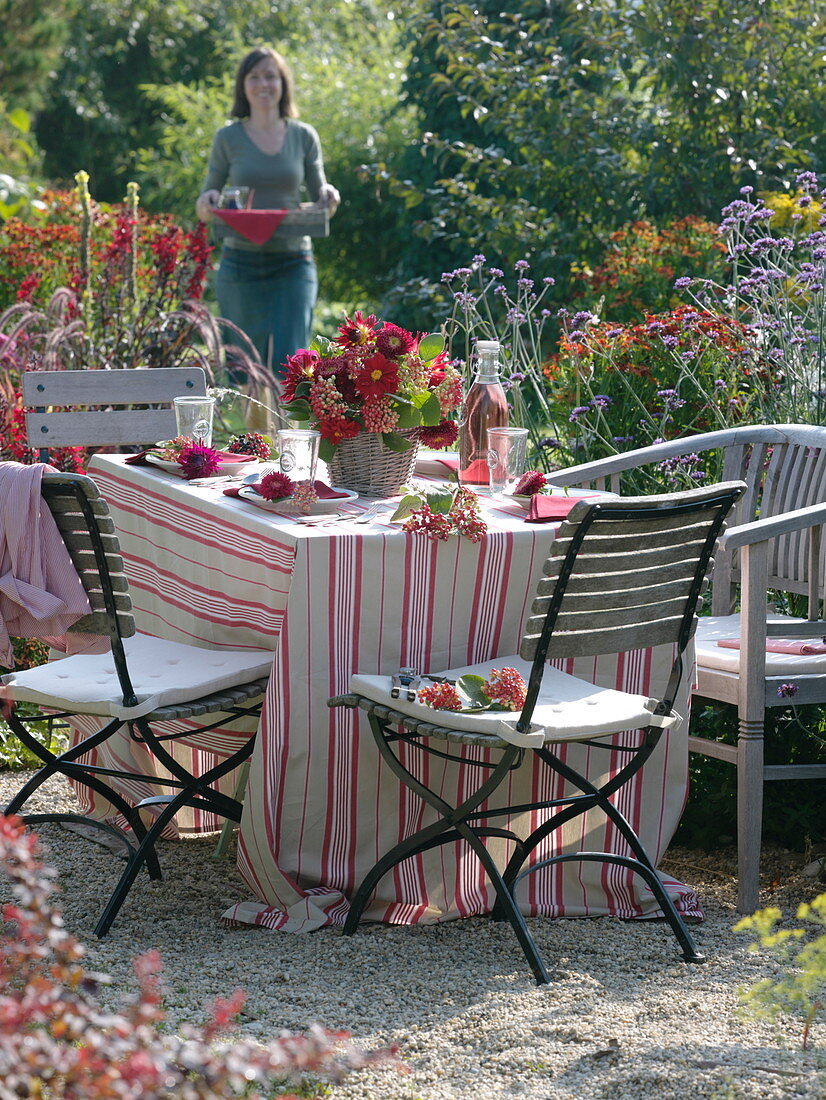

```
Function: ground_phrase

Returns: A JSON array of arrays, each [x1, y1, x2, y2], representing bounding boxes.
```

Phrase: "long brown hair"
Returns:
[[231, 47, 298, 119]]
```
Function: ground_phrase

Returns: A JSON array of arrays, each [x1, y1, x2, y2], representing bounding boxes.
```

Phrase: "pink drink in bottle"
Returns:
[[459, 340, 509, 488]]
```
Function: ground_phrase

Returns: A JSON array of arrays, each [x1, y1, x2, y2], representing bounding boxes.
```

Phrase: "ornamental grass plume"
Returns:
[[0, 813, 396, 1100]]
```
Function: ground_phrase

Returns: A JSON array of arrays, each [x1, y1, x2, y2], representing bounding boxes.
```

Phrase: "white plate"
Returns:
[[145, 453, 260, 478], [237, 484, 359, 514]]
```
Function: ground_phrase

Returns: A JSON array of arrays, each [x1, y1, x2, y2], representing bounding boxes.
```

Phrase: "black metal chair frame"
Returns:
[[3, 473, 268, 936], [331, 483, 744, 984]]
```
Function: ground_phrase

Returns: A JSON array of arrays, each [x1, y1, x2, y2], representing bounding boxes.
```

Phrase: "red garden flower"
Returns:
[[514, 470, 547, 495], [334, 310, 378, 348], [258, 471, 294, 500], [416, 419, 459, 449], [177, 443, 221, 480], [318, 414, 362, 446], [374, 322, 416, 359], [355, 353, 400, 399]]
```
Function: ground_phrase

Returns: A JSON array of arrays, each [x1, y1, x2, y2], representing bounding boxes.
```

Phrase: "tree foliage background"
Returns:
[[0, 0, 823, 317]]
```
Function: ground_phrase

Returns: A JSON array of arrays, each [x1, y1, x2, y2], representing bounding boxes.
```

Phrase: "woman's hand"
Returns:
[[196, 190, 220, 222], [315, 183, 340, 217]]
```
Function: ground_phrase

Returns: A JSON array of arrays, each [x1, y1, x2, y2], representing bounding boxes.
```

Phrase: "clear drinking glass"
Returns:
[[173, 395, 215, 448], [277, 428, 321, 483], [219, 186, 251, 210], [486, 427, 529, 497]]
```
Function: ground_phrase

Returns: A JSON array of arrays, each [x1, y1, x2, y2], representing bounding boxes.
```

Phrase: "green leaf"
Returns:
[[279, 400, 311, 421], [390, 492, 423, 522], [310, 334, 334, 355], [418, 392, 443, 424], [7, 108, 30, 134], [425, 485, 455, 514], [394, 403, 423, 430], [456, 674, 491, 708], [381, 431, 415, 453], [418, 332, 445, 361], [318, 437, 336, 464]]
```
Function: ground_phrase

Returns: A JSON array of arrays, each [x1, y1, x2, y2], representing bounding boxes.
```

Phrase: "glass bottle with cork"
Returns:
[[458, 339, 509, 488]]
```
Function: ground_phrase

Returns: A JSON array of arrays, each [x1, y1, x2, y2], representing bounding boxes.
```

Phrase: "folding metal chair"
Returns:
[[329, 481, 744, 984], [1, 470, 272, 935]]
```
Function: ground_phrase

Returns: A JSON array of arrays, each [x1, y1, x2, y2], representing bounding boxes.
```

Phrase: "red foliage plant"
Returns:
[[0, 814, 396, 1100]]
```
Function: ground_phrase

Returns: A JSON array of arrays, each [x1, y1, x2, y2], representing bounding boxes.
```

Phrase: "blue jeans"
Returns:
[[216, 248, 318, 378]]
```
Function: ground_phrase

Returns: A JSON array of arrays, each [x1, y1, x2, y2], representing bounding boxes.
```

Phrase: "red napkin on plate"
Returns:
[[716, 638, 826, 654], [225, 479, 349, 501], [525, 494, 589, 523], [213, 209, 288, 245]]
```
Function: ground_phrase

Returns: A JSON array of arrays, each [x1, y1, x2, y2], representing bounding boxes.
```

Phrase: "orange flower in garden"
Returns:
[[355, 352, 400, 399]]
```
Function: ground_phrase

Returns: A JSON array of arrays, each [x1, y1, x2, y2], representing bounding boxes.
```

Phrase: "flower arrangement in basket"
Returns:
[[280, 312, 464, 496]]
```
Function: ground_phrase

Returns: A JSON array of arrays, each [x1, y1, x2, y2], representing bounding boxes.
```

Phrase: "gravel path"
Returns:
[[1, 770, 823, 1099]]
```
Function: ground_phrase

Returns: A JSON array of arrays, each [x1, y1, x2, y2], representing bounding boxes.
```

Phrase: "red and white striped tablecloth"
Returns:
[[86, 454, 701, 932]]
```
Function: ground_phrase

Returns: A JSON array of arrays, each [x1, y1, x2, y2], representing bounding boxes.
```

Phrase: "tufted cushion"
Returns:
[[351, 655, 679, 749], [1, 632, 273, 719], [695, 614, 826, 674]]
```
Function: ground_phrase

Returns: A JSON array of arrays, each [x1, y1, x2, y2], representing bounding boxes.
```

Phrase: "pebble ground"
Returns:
[[1, 770, 823, 1099]]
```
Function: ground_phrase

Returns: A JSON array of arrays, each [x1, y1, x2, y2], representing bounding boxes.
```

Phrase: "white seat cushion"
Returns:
[[695, 614, 826, 674], [351, 656, 679, 749], [1, 632, 273, 719]]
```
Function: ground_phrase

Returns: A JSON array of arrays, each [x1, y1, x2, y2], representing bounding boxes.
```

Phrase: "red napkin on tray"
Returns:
[[213, 209, 288, 245], [224, 479, 349, 500], [716, 638, 826, 654], [525, 494, 589, 523]]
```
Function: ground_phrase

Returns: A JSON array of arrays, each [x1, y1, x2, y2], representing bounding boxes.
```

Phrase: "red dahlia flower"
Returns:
[[416, 419, 459, 449], [514, 470, 548, 495], [319, 414, 362, 445], [178, 443, 221, 480], [258, 471, 294, 500], [355, 353, 400, 399], [334, 310, 378, 348], [375, 322, 416, 359]]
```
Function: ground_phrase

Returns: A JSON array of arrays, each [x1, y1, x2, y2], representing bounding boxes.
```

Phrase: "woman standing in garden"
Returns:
[[195, 46, 339, 378]]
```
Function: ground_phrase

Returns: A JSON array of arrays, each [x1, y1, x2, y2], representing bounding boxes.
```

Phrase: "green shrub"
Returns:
[[735, 894, 826, 1051], [677, 701, 826, 852]]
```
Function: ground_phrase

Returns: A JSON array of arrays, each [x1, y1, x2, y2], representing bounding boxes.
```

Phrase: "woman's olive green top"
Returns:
[[202, 118, 327, 254]]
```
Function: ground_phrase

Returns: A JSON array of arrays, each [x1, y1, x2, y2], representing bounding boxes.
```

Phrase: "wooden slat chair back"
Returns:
[[40, 475, 136, 646], [522, 501, 729, 662], [545, 423, 826, 912], [23, 367, 208, 450], [711, 428, 826, 611]]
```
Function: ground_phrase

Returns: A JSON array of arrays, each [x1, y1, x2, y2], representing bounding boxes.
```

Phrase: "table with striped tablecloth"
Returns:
[[85, 454, 701, 932]]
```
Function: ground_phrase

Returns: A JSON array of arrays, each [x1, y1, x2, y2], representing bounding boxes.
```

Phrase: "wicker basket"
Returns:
[[327, 430, 420, 497]]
